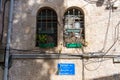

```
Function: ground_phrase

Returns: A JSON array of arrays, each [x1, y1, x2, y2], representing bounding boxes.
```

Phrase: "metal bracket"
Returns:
[[0, 55, 12, 69]]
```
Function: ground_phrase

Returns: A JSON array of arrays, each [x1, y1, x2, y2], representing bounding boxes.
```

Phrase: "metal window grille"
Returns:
[[36, 8, 57, 48], [64, 8, 85, 48]]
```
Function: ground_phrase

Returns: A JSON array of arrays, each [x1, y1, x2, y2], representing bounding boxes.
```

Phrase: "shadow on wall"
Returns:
[[11, 0, 65, 50], [0, 67, 3, 80], [90, 73, 120, 80], [96, 0, 105, 7], [9, 0, 66, 80], [9, 59, 56, 80], [84, 0, 105, 7]]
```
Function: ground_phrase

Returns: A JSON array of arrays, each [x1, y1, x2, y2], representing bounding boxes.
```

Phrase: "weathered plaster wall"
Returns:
[[9, 59, 120, 80], [84, 58, 120, 80], [11, 0, 120, 53], [0, 67, 3, 80], [0, 14, 2, 41], [9, 0, 120, 80], [9, 59, 83, 80]]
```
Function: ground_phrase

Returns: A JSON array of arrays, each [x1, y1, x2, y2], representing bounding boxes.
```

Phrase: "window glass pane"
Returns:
[[41, 22, 46, 32]]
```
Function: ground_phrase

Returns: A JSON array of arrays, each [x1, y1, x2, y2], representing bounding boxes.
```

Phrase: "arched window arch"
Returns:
[[36, 7, 57, 48], [63, 7, 85, 48]]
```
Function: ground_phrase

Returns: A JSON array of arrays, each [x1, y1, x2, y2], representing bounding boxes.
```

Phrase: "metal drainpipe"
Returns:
[[0, 0, 2, 42], [3, 0, 14, 80], [0, 0, 2, 12]]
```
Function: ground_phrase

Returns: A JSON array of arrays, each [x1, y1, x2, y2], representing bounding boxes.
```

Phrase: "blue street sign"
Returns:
[[58, 63, 75, 75]]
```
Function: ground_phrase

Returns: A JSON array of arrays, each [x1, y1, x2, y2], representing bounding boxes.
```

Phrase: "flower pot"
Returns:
[[66, 43, 82, 48], [39, 43, 55, 48]]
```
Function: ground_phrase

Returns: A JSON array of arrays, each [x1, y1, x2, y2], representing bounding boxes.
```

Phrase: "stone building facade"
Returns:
[[0, 0, 120, 80]]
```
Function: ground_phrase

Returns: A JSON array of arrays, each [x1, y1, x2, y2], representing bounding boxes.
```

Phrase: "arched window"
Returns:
[[36, 7, 57, 48], [63, 7, 85, 48]]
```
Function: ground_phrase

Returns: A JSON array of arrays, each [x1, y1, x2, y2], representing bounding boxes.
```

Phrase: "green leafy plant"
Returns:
[[38, 34, 47, 43]]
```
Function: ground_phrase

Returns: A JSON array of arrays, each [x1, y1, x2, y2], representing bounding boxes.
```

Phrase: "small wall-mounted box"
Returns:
[[113, 57, 120, 63], [113, 0, 120, 9], [106, 0, 119, 10]]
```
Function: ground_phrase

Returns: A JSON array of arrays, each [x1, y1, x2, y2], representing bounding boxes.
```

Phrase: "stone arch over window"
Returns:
[[36, 7, 58, 48], [63, 7, 85, 48]]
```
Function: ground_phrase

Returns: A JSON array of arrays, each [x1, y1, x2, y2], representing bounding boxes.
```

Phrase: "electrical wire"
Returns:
[[80, 45, 103, 71], [103, 38, 118, 56], [84, 58, 110, 65], [84, 59, 102, 71], [101, 6, 112, 52], [80, 7, 112, 72], [80, 6, 120, 71], [83, 12, 120, 71], [114, 21, 120, 42], [102, 14, 120, 56], [83, 10, 120, 71]]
